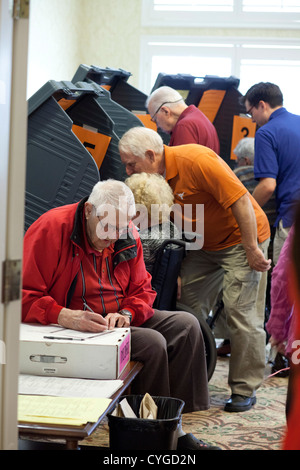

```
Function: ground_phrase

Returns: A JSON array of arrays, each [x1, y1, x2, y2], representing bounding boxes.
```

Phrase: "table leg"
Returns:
[[66, 439, 79, 450]]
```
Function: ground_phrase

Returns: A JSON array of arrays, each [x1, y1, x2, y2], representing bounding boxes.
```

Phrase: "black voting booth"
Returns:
[[25, 76, 145, 231], [150, 73, 248, 168], [72, 64, 149, 118], [72, 65, 148, 180], [76, 81, 144, 182], [26, 81, 101, 231]]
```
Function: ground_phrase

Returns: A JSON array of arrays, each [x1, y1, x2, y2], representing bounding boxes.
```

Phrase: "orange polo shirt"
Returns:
[[164, 144, 270, 251]]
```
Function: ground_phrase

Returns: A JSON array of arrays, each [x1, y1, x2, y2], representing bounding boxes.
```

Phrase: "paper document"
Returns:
[[18, 395, 112, 426], [20, 324, 116, 342], [42, 327, 116, 341], [19, 374, 123, 398]]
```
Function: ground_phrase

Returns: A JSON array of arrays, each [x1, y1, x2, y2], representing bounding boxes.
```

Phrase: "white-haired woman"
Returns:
[[125, 172, 181, 275]]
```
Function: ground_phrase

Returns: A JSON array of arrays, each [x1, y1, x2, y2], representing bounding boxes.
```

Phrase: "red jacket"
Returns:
[[22, 198, 156, 326]]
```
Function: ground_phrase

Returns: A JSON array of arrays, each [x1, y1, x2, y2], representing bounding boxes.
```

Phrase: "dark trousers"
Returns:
[[130, 309, 210, 414]]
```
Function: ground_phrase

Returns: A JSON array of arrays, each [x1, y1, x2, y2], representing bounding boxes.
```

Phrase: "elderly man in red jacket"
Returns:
[[22, 179, 218, 451]]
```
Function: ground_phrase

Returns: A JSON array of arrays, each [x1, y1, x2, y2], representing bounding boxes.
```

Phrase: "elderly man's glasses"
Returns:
[[150, 98, 183, 122], [97, 216, 128, 237]]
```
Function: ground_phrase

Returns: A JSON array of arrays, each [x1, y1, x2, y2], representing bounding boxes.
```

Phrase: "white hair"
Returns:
[[125, 172, 174, 225], [145, 86, 184, 110], [118, 127, 164, 159], [87, 179, 136, 218], [234, 137, 255, 163]]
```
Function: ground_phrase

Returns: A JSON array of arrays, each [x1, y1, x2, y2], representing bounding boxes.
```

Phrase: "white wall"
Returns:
[[27, 0, 143, 97], [27, 0, 83, 96], [27, 0, 300, 97]]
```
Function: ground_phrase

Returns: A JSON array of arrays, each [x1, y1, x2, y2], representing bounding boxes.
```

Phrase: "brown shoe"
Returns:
[[217, 339, 231, 356]]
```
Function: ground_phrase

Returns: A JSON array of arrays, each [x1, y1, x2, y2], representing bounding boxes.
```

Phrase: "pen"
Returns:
[[43, 336, 85, 341], [84, 304, 95, 313]]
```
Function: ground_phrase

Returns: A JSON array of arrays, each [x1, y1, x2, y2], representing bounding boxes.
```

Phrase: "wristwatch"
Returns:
[[119, 309, 132, 324]]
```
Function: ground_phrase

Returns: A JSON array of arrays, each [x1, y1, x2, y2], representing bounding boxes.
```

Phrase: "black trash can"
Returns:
[[108, 395, 185, 450]]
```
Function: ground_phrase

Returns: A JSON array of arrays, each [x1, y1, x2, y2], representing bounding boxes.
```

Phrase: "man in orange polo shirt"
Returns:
[[119, 126, 271, 413]]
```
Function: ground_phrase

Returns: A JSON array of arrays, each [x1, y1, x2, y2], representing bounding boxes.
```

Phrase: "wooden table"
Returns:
[[18, 361, 143, 450]]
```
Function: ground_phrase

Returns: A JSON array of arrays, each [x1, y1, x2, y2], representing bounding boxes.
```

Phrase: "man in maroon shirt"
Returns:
[[146, 86, 220, 153]]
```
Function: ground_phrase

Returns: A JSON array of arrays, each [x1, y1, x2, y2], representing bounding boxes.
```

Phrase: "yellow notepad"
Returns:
[[18, 395, 111, 426]]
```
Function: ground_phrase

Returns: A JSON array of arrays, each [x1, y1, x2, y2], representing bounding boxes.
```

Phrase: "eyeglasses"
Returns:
[[97, 217, 128, 237], [246, 104, 255, 118], [150, 98, 183, 122]]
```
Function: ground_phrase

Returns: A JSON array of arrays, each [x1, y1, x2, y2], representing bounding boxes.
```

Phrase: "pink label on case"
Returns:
[[119, 333, 130, 373]]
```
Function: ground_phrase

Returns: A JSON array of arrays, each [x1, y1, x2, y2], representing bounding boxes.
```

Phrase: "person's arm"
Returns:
[[22, 217, 65, 325], [252, 177, 276, 207], [231, 193, 271, 272], [22, 208, 109, 332]]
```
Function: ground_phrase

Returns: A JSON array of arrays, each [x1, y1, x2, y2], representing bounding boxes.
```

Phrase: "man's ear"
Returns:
[[259, 100, 269, 111], [161, 105, 171, 117], [84, 202, 94, 219], [145, 149, 156, 162]]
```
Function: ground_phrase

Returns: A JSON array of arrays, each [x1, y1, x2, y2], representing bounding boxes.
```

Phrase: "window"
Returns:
[[142, 0, 300, 27], [139, 36, 300, 114]]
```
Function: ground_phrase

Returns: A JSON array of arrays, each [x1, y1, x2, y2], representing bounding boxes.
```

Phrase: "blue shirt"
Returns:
[[254, 107, 300, 227]]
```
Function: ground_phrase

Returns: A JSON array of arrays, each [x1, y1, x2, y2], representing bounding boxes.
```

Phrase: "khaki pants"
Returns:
[[179, 240, 269, 397]]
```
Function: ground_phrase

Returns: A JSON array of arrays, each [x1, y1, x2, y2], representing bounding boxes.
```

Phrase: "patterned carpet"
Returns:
[[81, 356, 289, 451]]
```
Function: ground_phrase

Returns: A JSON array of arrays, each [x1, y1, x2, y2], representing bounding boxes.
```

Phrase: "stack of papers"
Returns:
[[18, 374, 124, 426], [18, 395, 112, 426], [19, 374, 123, 398]]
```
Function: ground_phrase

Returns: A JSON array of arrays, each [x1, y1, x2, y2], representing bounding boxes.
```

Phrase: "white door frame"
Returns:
[[0, 0, 29, 449]]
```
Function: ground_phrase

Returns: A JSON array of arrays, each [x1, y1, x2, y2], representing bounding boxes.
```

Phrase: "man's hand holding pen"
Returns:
[[58, 307, 108, 333], [57, 307, 130, 333]]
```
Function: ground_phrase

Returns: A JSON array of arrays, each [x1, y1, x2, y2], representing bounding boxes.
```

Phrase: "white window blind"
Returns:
[[153, 0, 233, 12], [142, 0, 300, 27], [242, 0, 300, 13], [139, 36, 300, 114]]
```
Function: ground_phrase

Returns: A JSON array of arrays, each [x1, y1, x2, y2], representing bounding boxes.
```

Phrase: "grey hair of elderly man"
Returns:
[[119, 126, 164, 158], [146, 86, 185, 112], [234, 137, 255, 166]]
